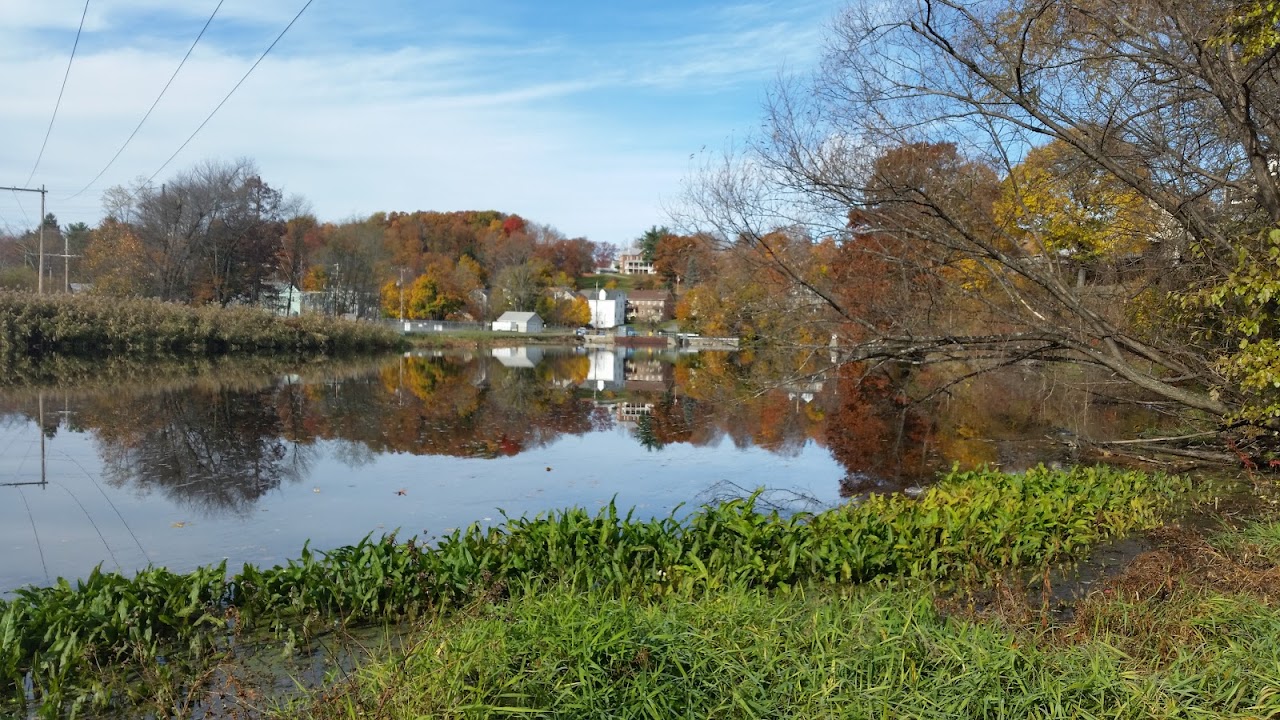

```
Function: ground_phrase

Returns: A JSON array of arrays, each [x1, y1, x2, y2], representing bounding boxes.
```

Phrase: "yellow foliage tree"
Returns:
[[994, 139, 1158, 262], [84, 220, 151, 297]]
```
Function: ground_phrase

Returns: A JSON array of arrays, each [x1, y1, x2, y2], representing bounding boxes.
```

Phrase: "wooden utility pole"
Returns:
[[1, 184, 48, 293]]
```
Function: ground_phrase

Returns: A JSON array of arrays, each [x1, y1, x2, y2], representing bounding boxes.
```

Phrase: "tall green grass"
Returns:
[[288, 577, 1280, 719], [0, 465, 1195, 715], [0, 291, 401, 357]]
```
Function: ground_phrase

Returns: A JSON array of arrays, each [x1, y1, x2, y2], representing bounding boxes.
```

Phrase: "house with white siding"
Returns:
[[583, 288, 626, 329]]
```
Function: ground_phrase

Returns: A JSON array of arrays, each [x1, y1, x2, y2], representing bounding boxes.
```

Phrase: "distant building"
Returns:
[[261, 282, 304, 316], [491, 311, 544, 333], [626, 290, 673, 323], [617, 252, 656, 275], [583, 288, 627, 328]]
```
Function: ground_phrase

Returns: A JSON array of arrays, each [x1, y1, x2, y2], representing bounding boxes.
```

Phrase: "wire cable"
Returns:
[[60, 450, 151, 564], [26, 0, 92, 187], [65, 0, 226, 201], [53, 481, 121, 572], [17, 487, 50, 584], [146, 0, 315, 184], [9, 191, 32, 228]]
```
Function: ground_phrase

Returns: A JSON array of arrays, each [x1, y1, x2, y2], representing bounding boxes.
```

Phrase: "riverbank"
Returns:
[[288, 508, 1280, 718], [403, 329, 580, 349], [0, 291, 401, 357], [0, 465, 1224, 717]]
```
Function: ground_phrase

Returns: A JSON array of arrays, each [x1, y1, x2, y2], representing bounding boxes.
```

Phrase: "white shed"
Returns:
[[491, 311, 544, 333]]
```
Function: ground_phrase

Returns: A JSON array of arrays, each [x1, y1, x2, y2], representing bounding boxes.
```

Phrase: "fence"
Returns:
[[389, 320, 487, 334]]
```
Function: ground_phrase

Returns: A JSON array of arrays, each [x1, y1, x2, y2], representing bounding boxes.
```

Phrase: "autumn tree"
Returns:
[[994, 139, 1160, 286], [674, 231, 812, 342], [537, 294, 591, 326], [100, 159, 294, 305], [83, 219, 151, 297], [315, 219, 389, 317], [653, 232, 716, 289], [533, 231, 596, 279], [278, 215, 322, 294], [404, 270, 464, 319], [685, 0, 1280, 440]]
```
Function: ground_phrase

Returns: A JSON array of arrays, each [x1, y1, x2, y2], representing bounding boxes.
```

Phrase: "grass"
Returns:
[[575, 274, 659, 293], [403, 329, 577, 349], [287, 564, 1280, 719], [0, 465, 1204, 716], [0, 290, 402, 358]]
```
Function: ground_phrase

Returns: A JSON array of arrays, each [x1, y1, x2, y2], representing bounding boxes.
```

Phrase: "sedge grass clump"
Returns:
[[0, 465, 1196, 715], [0, 290, 401, 358], [288, 581, 1277, 720]]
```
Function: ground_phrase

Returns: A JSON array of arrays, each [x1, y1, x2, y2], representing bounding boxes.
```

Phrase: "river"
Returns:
[[0, 347, 1166, 593]]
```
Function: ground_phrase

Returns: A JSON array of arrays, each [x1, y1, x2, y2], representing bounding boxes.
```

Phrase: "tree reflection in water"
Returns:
[[91, 386, 314, 516], [0, 348, 1173, 517]]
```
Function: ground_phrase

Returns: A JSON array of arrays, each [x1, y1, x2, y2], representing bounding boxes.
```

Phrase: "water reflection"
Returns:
[[0, 349, 1175, 591], [92, 387, 314, 516], [0, 350, 1172, 517]]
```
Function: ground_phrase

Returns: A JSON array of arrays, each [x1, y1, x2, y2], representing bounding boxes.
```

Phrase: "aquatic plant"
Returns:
[[0, 464, 1195, 715]]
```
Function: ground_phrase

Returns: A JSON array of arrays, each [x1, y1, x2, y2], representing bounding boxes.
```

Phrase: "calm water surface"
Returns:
[[0, 348, 1162, 593]]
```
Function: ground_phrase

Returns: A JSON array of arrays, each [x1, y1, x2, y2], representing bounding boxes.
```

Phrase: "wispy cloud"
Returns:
[[0, 0, 844, 243]]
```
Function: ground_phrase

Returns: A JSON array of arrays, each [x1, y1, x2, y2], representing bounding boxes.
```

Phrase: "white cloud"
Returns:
[[0, 0, 844, 243]]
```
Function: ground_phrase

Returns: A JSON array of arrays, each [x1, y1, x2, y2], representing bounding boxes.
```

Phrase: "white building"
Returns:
[[491, 311, 544, 333], [617, 252, 656, 275], [262, 282, 304, 316], [584, 289, 626, 329]]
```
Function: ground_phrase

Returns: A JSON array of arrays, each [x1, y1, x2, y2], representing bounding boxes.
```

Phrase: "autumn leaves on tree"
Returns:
[[676, 0, 1280, 444], [3, 163, 616, 326]]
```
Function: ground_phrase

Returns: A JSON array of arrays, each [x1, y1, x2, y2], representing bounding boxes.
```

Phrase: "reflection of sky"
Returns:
[[1, 414, 845, 594]]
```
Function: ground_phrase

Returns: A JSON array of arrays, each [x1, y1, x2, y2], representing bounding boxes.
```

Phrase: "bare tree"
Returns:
[[100, 159, 290, 304], [684, 0, 1280, 430]]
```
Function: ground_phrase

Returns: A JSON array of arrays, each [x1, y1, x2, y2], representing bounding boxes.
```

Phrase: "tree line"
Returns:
[[0, 158, 616, 326]]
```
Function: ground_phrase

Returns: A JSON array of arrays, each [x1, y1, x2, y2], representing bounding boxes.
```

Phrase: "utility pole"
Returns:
[[1, 185, 47, 293], [398, 266, 406, 322]]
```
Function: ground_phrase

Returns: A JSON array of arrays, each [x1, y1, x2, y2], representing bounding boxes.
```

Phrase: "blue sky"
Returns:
[[0, 0, 842, 246]]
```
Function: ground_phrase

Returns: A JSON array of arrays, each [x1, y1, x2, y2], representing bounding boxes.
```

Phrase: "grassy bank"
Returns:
[[404, 329, 577, 349], [0, 465, 1201, 716], [0, 291, 402, 358], [291, 521, 1280, 720]]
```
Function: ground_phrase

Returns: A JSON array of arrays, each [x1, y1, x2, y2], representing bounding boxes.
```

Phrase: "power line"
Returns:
[[65, 0, 227, 202], [9, 191, 32, 227], [146, 0, 316, 184], [26, 0, 92, 187]]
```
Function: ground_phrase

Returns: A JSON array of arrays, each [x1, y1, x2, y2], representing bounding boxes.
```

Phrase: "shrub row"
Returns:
[[0, 291, 401, 357], [0, 464, 1193, 714]]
